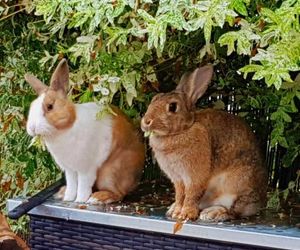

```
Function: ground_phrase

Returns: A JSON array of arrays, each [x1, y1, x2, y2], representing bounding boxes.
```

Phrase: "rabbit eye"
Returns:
[[47, 104, 53, 111], [168, 102, 178, 113]]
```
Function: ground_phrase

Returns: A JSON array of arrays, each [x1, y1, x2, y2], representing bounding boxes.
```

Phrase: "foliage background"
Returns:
[[1, 0, 300, 230]]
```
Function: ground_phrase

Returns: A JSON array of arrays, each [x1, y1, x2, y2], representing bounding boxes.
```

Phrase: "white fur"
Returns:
[[210, 194, 236, 209], [63, 168, 77, 201], [199, 205, 230, 221], [27, 95, 113, 202], [86, 197, 100, 205], [199, 173, 237, 210], [155, 152, 191, 185]]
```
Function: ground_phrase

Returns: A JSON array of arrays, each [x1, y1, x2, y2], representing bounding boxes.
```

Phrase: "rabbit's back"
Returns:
[[195, 108, 264, 171], [196, 109, 267, 216]]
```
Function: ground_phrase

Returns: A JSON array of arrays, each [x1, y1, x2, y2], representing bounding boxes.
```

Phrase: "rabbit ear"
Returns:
[[24, 74, 48, 95], [178, 71, 191, 86], [176, 65, 213, 107], [50, 58, 69, 95]]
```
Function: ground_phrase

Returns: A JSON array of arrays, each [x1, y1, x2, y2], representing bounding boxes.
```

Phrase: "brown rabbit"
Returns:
[[141, 65, 267, 221]]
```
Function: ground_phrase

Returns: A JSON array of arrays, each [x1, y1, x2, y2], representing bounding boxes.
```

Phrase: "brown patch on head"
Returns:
[[42, 89, 76, 130], [40, 59, 76, 130], [141, 91, 194, 136], [25, 59, 77, 133]]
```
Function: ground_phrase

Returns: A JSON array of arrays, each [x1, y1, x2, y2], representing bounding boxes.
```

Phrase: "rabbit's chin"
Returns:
[[37, 130, 57, 138], [144, 129, 169, 137], [150, 127, 190, 137], [29, 131, 57, 140]]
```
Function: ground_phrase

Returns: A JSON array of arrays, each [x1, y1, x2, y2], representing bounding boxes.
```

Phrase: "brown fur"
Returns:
[[26, 60, 77, 131], [41, 59, 76, 130], [42, 89, 77, 130], [91, 106, 145, 203], [26, 59, 145, 204], [141, 65, 267, 221]]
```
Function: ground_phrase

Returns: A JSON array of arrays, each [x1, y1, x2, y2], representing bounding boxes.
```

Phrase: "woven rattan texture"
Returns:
[[29, 215, 271, 250]]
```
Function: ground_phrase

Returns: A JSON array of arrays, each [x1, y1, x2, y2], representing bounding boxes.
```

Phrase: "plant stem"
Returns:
[[0, 8, 26, 22]]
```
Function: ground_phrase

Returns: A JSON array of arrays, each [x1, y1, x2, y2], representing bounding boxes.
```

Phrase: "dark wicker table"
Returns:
[[7, 198, 300, 250]]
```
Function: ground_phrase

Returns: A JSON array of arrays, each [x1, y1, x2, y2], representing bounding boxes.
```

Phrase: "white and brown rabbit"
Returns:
[[25, 59, 145, 203], [141, 65, 267, 221]]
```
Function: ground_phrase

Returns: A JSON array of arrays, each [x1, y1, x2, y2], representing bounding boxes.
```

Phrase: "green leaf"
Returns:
[[232, 0, 248, 16], [281, 111, 292, 123], [204, 19, 213, 44], [249, 96, 261, 108], [282, 148, 299, 167], [121, 71, 139, 106], [278, 136, 289, 148], [261, 8, 279, 24], [267, 190, 280, 209], [271, 109, 292, 122], [79, 89, 93, 103], [137, 9, 156, 23], [239, 64, 264, 78], [218, 32, 236, 55], [280, 73, 293, 82]]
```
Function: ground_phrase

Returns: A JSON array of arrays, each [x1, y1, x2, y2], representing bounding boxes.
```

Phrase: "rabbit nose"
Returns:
[[142, 117, 153, 127]]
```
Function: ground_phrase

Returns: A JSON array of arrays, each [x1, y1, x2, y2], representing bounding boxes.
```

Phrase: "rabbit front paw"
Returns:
[[166, 202, 175, 217], [54, 186, 66, 200], [166, 202, 182, 219], [199, 205, 232, 222], [75, 191, 91, 203], [178, 206, 200, 221], [63, 189, 77, 201], [87, 190, 121, 204]]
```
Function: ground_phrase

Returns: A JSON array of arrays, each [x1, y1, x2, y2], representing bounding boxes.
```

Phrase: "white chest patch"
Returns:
[[150, 137, 191, 185], [44, 103, 113, 173]]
